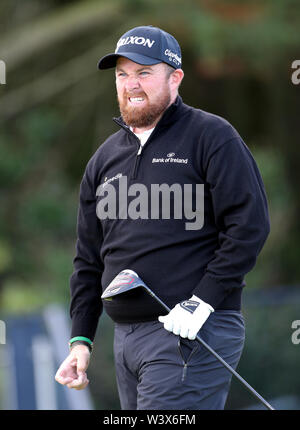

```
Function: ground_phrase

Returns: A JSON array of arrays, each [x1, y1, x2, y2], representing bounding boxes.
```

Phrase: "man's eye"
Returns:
[[140, 71, 149, 76]]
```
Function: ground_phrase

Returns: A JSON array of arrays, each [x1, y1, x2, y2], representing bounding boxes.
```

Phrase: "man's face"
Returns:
[[115, 57, 173, 130]]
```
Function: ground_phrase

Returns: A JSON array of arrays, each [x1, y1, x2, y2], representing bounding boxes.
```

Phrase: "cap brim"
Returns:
[[97, 52, 161, 70]]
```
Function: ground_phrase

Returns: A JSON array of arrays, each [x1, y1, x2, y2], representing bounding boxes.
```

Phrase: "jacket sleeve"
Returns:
[[69, 163, 104, 341], [193, 136, 270, 308]]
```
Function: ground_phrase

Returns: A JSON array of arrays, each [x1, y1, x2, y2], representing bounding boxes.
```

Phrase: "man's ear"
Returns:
[[170, 68, 184, 90]]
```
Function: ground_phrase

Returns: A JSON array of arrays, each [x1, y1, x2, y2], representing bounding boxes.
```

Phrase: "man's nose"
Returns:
[[125, 75, 140, 91]]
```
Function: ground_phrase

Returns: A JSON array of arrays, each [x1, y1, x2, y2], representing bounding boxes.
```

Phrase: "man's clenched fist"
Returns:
[[55, 344, 90, 390]]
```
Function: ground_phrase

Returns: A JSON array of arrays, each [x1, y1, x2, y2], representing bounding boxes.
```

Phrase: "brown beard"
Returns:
[[117, 89, 171, 129]]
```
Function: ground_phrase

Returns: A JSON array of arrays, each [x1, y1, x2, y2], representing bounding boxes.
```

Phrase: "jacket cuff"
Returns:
[[70, 313, 100, 342], [192, 273, 233, 310]]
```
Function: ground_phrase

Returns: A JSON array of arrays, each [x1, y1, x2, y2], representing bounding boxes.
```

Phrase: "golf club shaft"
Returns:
[[148, 289, 275, 410]]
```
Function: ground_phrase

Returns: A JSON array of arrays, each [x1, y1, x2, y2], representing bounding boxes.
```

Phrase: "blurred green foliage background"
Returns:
[[0, 0, 299, 410]]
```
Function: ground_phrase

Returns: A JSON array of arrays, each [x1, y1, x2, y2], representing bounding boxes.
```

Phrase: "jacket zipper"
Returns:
[[132, 145, 142, 180], [113, 117, 154, 180]]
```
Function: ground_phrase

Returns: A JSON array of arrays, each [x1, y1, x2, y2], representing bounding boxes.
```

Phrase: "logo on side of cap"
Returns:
[[164, 49, 181, 67], [115, 35, 156, 53]]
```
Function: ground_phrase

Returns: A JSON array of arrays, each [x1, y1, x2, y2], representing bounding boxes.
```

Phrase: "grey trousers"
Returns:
[[113, 310, 245, 410]]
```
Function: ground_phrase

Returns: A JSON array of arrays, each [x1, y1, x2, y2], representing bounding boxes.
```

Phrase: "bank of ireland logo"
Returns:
[[152, 152, 188, 164]]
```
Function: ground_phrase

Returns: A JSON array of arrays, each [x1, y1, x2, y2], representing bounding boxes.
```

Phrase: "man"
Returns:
[[55, 25, 270, 410]]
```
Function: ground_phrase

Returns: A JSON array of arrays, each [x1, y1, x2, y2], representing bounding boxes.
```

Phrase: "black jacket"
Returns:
[[69, 96, 270, 340]]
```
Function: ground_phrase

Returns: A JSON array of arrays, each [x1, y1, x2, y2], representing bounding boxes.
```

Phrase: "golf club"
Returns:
[[101, 269, 275, 410]]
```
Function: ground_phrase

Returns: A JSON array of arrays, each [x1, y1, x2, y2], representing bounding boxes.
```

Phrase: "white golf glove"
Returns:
[[158, 295, 214, 340]]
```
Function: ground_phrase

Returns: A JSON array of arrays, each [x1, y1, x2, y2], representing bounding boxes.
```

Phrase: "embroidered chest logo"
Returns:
[[152, 153, 188, 164]]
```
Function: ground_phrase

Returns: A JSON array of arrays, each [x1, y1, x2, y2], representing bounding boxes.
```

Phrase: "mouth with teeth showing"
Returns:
[[127, 94, 147, 106]]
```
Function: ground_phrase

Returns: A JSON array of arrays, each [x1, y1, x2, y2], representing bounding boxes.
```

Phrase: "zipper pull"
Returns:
[[182, 363, 188, 382], [132, 151, 141, 180]]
